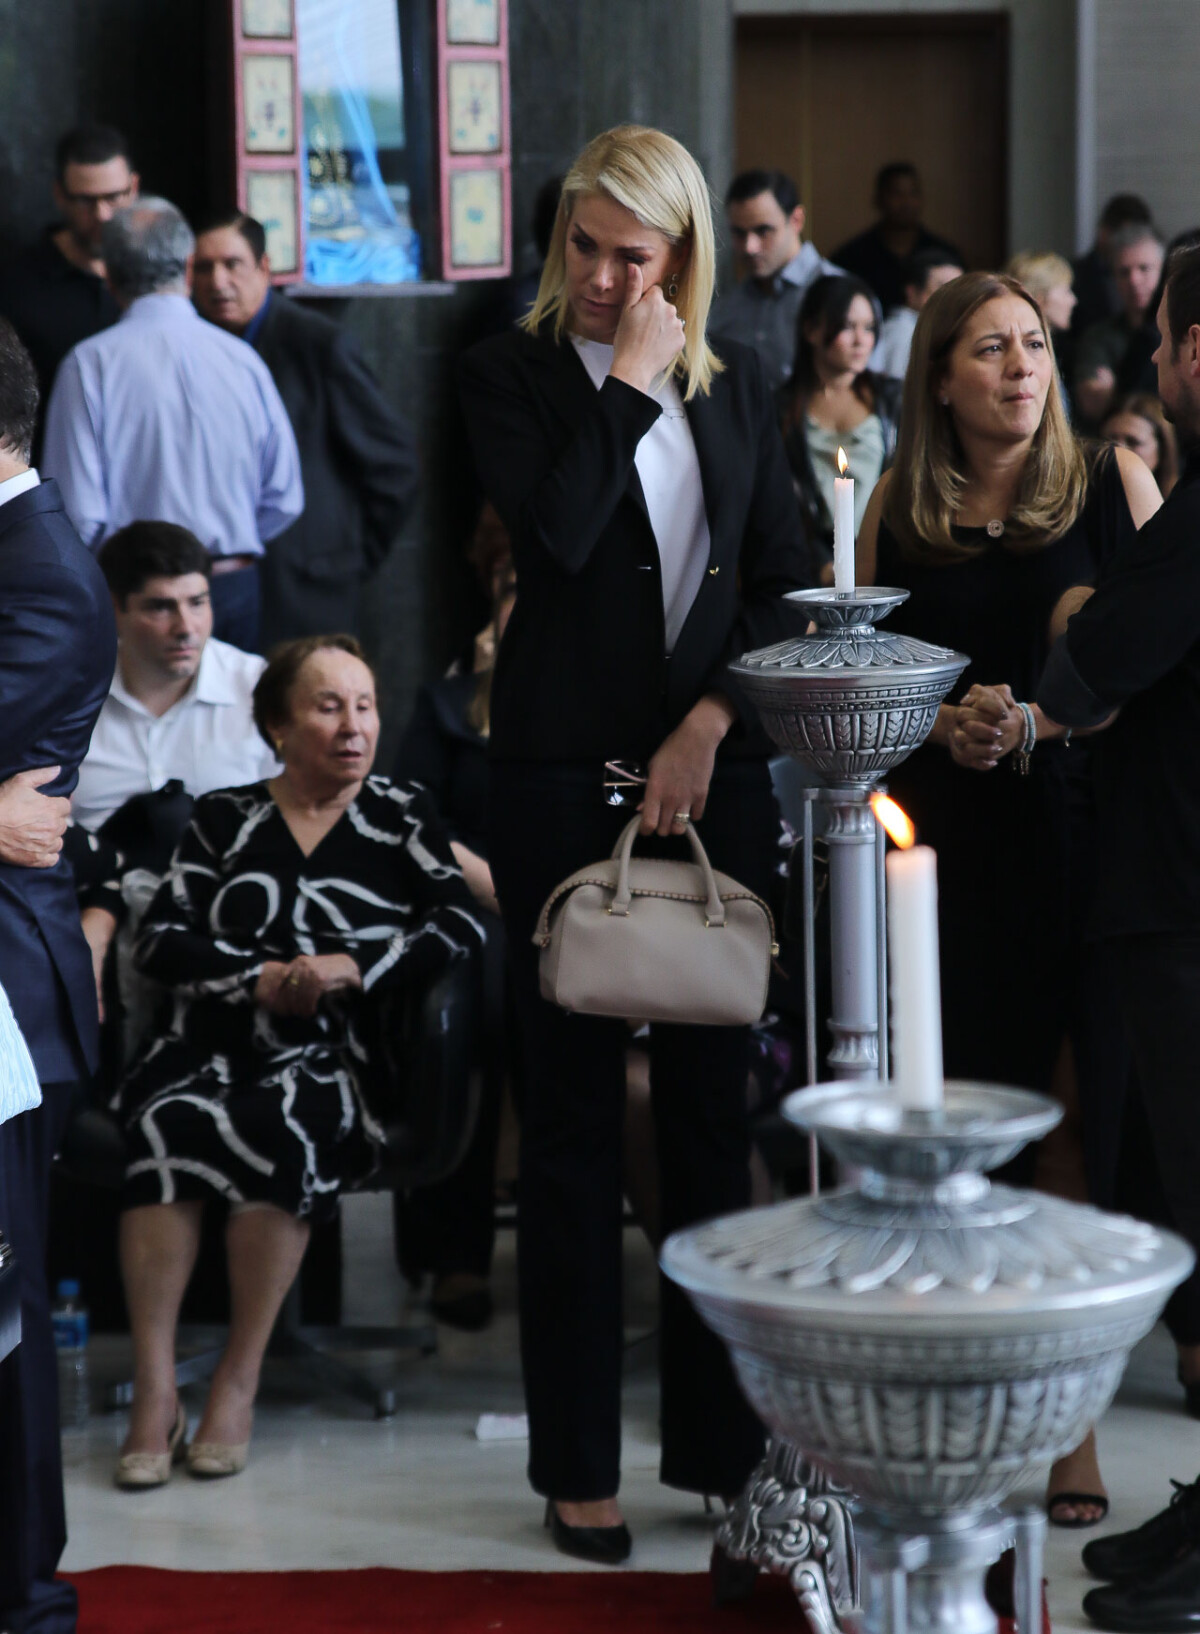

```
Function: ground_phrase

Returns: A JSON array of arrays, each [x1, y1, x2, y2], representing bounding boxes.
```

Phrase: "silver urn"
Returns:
[[663, 1082, 1193, 1633], [729, 588, 968, 789]]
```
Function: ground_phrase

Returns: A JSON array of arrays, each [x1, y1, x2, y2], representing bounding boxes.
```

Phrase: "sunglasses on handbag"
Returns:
[[602, 760, 647, 807]]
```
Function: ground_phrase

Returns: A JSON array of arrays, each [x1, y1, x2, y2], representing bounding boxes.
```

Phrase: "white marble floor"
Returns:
[[60, 1193, 1200, 1633]]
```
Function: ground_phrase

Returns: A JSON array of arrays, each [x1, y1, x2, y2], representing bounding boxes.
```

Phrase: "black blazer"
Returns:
[[0, 480, 116, 1080], [459, 326, 811, 761], [252, 295, 418, 646]]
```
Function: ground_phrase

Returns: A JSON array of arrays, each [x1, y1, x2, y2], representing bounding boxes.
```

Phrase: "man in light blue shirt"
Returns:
[[43, 197, 303, 652], [708, 169, 845, 391]]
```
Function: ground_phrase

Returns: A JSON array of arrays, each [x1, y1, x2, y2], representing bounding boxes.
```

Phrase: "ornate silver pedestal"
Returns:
[[711, 589, 967, 1619], [730, 587, 968, 1087], [665, 1084, 1193, 1634]]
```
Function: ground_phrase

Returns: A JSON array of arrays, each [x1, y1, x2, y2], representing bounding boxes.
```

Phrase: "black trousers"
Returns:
[[1109, 933, 1200, 1344], [208, 563, 261, 655], [489, 757, 775, 1502], [0, 1083, 78, 1634]]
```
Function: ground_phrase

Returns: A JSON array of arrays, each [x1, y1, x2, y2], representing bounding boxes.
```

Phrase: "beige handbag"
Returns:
[[533, 816, 777, 1026]]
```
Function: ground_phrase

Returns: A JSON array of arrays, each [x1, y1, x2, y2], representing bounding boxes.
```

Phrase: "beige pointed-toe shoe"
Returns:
[[186, 1438, 249, 1478], [114, 1400, 188, 1490]]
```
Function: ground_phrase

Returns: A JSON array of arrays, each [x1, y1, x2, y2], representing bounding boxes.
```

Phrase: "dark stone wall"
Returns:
[[0, 0, 732, 757]]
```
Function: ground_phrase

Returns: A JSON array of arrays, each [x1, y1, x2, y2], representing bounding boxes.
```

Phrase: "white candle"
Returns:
[[833, 445, 855, 594], [885, 844, 944, 1110]]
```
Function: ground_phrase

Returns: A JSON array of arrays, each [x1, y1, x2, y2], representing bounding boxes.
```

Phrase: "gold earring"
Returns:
[[667, 275, 679, 301]]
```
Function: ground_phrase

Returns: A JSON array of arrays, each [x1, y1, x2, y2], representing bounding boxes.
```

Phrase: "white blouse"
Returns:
[[572, 337, 711, 653]]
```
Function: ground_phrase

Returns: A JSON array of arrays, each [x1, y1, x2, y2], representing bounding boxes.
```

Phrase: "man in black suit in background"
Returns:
[[0, 321, 117, 1634], [192, 214, 417, 649]]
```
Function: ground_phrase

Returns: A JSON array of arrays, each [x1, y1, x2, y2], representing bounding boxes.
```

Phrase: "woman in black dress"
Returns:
[[460, 124, 810, 1561], [857, 271, 1160, 1524], [113, 636, 483, 1488]]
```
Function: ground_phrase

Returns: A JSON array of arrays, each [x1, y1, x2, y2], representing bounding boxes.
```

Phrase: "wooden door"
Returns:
[[735, 13, 1008, 272]]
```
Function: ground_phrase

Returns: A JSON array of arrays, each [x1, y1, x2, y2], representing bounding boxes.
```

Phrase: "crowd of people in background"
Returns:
[[0, 107, 1196, 1634]]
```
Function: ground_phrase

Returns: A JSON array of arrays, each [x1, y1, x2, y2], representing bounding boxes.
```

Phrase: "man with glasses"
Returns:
[[0, 126, 138, 459]]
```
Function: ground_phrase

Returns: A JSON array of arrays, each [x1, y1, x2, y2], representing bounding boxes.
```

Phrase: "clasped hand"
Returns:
[[949, 684, 1024, 772], [255, 953, 362, 1019]]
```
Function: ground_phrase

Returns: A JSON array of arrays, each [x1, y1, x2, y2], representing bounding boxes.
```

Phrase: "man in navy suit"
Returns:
[[0, 318, 116, 1634]]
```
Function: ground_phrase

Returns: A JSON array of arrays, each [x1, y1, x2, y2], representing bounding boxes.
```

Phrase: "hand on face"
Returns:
[[610, 262, 687, 396], [564, 193, 686, 389]]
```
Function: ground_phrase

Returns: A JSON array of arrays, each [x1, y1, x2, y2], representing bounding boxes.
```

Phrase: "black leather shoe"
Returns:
[[1083, 1543, 1200, 1630], [1083, 1476, 1200, 1583], [544, 1499, 632, 1565]]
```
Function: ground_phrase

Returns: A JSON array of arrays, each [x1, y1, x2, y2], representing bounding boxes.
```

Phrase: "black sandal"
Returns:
[[1047, 1489, 1110, 1529]]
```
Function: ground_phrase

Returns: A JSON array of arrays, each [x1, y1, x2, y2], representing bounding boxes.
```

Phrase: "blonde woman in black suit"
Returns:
[[460, 124, 811, 1563]]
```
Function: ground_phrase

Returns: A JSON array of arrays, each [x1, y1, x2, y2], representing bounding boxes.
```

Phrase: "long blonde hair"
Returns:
[[521, 124, 722, 401], [883, 271, 1087, 562]]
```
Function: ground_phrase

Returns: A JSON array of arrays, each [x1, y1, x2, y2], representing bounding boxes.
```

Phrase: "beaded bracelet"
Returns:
[[1013, 702, 1037, 776]]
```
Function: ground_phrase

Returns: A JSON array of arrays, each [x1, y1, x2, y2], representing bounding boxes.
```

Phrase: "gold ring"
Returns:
[[286, 972, 302, 985]]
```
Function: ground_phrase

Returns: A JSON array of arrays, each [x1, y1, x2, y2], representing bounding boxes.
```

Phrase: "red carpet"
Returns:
[[67, 1567, 807, 1633]]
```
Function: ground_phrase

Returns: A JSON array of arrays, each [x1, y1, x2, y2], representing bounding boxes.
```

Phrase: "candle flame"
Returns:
[[871, 792, 916, 849], [837, 445, 849, 476]]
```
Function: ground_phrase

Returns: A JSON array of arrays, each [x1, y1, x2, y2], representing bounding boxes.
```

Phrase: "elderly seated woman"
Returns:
[[112, 635, 484, 1489]]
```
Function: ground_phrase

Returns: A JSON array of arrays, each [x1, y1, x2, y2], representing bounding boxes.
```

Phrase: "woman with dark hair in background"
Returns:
[[460, 122, 809, 1563], [857, 270, 1161, 1528], [779, 273, 901, 581], [1102, 391, 1180, 498]]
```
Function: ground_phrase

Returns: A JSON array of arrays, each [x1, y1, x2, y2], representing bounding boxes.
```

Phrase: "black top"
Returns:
[[458, 325, 811, 762], [879, 453, 1130, 708], [392, 673, 489, 858], [830, 225, 965, 315], [876, 450, 1135, 1094], [0, 231, 120, 460], [1040, 451, 1200, 938]]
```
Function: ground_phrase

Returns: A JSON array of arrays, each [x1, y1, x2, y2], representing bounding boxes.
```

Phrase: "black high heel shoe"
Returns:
[[544, 1499, 632, 1565]]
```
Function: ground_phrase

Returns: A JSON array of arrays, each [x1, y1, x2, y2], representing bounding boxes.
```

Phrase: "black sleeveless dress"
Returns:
[[875, 450, 1136, 1102]]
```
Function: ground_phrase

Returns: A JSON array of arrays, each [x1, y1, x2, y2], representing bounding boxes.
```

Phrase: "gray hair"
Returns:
[[1108, 221, 1164, 256], [101, 198, 195, 298]]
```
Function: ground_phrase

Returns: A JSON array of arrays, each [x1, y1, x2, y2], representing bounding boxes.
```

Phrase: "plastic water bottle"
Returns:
[[52, 1279, 89, 1431]]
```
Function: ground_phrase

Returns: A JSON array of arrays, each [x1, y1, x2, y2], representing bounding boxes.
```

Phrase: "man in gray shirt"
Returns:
[[709, 169, 844, 390]]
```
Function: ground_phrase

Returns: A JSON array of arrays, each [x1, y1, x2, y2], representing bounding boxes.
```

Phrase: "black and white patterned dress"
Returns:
[[117, 777, 485, 1221]]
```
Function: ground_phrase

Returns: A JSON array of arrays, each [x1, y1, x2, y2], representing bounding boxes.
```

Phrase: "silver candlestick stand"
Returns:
[[668, 587, 1193, 1632], [704, 587, 969, 1627], [664, 1083, 1192, 1634]]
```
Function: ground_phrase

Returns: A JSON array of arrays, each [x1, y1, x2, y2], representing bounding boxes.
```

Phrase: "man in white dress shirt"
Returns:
[[869, 247, 964, 380], [73, 520, 279, 833]]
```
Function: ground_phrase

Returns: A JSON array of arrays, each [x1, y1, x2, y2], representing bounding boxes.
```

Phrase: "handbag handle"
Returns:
[[609, 816, 726, 926]]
